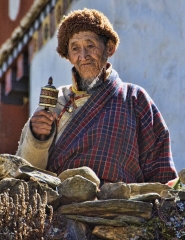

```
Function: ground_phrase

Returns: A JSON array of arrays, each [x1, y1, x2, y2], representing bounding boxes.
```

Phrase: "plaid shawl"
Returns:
[[47, 69, 177, 184]]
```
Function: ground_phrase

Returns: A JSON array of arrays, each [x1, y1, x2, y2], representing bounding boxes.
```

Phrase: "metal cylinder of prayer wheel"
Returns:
[[39, 77, 59, 109], [39, 77, 58, 141]]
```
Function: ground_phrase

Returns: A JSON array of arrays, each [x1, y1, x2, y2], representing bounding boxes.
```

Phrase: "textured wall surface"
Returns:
[[30, 0, 185, 172]]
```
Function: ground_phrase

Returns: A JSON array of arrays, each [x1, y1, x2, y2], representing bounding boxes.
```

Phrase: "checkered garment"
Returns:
[[47, 69, 177, 184]]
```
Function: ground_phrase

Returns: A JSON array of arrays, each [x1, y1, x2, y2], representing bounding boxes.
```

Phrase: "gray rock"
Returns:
[[58, 166, 100, 187], [178, 191, 185, 201], [97, 182, 130, 200], [179, 169, 185, 184], [129, 182, 171, 196], [160, 190, 175, 200], [130, 193, 160, 202], [58, 175, 98, 204], [65, 219, 88, 240], [0, 154, 32, 179]]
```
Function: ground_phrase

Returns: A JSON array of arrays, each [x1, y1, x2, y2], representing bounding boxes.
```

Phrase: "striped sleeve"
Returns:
[[133, 86, 178, 183]]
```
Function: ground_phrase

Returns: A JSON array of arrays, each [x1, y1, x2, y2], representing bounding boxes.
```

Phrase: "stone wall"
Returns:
[[0, 163, 185, 239]]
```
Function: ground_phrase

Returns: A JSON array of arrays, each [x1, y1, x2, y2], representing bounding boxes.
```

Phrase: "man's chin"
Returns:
[[80, 75, 97, 81], [78, 67, 100, 80]]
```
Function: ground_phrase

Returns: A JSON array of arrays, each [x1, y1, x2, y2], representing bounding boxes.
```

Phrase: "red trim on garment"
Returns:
[[57, 87, 89, 127]]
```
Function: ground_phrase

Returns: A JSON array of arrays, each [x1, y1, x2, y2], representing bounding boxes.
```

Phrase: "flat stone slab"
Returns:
[[93, 225, 150, 240], [66, 214, 146, 226], [129, 182, 171, 196], [58, 199, 153, 219], [130, 193, 160, 202], [66, 215, 128, 227], [113, 214, 146, 225]]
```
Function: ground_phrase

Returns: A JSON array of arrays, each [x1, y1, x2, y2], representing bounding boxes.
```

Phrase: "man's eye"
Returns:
[[87, 44, 94, 48], [72, 47, 79, 51]]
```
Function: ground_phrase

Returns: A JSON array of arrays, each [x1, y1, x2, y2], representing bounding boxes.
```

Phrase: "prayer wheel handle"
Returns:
[[39, 77, 59, 141]]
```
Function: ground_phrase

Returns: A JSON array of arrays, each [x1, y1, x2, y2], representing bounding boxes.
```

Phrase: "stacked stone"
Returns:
[[57, 167, 185, 240], [0, 154, 185, 239]]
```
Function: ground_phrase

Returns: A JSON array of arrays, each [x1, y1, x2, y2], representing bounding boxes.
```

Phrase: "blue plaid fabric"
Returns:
[[47, 69, 177, 184]]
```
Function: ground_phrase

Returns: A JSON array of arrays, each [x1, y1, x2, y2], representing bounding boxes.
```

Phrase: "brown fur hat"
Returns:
[[56, 8, 120, 58]]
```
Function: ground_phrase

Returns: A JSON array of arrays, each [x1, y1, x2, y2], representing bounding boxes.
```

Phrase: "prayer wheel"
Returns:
[[39, 77, 59, 109]]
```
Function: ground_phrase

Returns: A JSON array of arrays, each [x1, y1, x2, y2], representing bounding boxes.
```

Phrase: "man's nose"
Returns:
[[79, 47, 88, 60]]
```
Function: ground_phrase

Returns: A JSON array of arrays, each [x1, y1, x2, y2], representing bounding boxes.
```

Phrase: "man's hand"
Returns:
[[30, 109, 57, 140]]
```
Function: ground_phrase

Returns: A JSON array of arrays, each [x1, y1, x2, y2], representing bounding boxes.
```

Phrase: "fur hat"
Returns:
[[56, 8, 120, 58]]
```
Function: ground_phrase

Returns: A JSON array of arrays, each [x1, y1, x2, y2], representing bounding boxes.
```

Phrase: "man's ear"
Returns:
[[106, 40, 116, 57]]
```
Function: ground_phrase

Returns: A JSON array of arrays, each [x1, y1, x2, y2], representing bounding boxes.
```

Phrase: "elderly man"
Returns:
[[17, 8, 177, 184]]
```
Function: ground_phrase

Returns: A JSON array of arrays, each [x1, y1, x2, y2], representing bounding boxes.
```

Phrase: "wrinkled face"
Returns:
[[67, 31, 108, 80]]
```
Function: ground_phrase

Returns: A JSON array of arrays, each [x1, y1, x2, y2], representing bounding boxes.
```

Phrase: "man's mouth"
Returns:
[[80, 60, 94, 66], [80, 63, 91, 67]]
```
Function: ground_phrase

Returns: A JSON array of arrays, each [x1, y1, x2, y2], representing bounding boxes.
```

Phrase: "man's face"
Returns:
[[67, 31, 108, 80]]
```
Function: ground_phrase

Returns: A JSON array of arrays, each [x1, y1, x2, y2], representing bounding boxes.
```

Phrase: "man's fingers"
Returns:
[[31, 121, 52, 131], [31, 124, 52, 136], [31, 115, 53, 126], [32, 110, 54, 123], [30, 109, 56, 137]]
